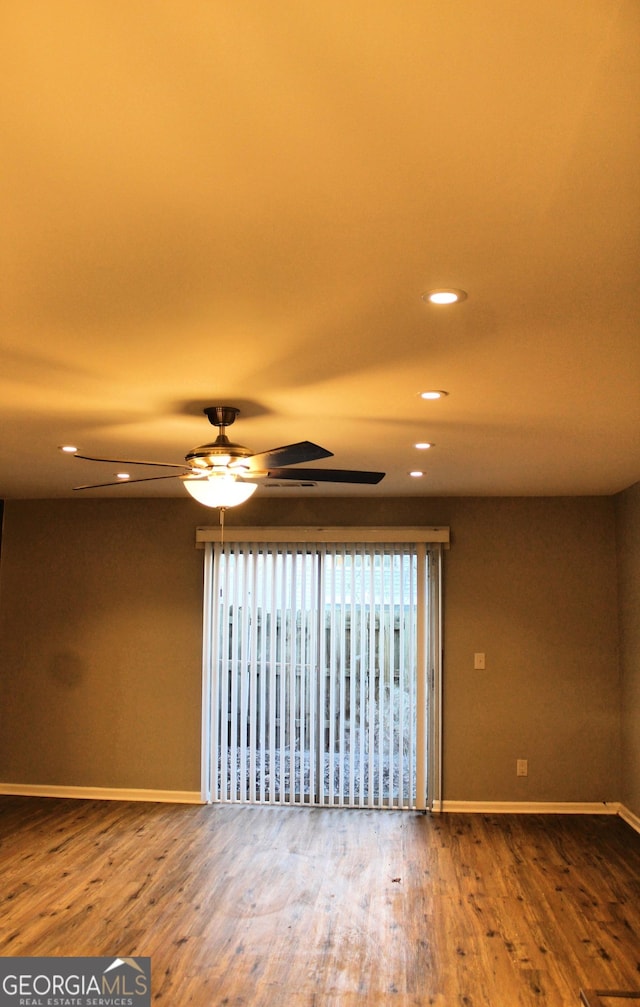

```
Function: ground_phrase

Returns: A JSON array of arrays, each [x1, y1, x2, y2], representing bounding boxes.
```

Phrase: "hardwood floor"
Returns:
[[0, 797, 639, 1005]]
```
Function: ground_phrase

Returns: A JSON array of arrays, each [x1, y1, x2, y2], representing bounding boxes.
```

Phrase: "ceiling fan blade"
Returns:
[[74, 454, 188, 470], [73, 474, 183, 490], [246, 441, 333, 471], [266, 467, 385, 485]]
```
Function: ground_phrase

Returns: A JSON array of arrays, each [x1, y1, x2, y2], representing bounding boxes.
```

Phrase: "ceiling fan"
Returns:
[[70, 406, 385, 507]]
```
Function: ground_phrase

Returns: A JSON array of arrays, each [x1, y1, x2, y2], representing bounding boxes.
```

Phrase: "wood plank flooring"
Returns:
[[0, 797, 639, 1006]]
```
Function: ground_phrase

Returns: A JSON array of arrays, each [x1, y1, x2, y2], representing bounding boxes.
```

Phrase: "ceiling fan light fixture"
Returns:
[[182, 473, 258, 508], [422, 288, 467, 305]]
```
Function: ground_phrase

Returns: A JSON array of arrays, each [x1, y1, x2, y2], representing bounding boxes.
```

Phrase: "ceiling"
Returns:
[[1, 1, 639, 502]]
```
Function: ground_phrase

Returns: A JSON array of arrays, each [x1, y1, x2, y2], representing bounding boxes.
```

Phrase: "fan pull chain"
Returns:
[[219, 505, 225, 545]]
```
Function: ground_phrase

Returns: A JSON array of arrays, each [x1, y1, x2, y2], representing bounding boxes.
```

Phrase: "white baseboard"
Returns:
[[440, 800, 621, 816], [618, 803, 640, 835], [1, 787, 638, 834], [438, 801, 640, 835], [0, 783, 203, 804]]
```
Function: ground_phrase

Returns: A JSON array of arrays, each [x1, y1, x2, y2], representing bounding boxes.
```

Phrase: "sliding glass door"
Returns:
[[200, 532, 443, 810]]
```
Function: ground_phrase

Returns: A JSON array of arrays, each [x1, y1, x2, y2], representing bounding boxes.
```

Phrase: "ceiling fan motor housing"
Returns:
[[185, 434, 253, 471]]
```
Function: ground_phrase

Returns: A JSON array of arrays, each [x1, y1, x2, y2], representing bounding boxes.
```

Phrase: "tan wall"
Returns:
[[616, 481, 640, 818], [0, 494, 621, 803], [0, 500, 205, 792], [440, 497, 619, 802]]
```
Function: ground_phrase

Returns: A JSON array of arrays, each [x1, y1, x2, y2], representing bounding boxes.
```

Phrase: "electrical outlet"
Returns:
[[516, 758, 528, 777]]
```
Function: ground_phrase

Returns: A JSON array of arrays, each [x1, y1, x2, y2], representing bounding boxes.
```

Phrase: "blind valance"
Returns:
[[196, 525, 449, 545]]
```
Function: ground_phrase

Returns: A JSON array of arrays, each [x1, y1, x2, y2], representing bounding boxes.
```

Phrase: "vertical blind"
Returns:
[[200, 533, 444, 810]]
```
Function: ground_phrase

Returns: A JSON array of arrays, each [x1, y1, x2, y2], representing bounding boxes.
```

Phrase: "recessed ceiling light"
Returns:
[[409, 471, 424, 478], [59, 445, 78, 454], [415, 442, 433, 450], [422, 288, 467, 305], [420, 390, 448, 400], [116, 473, 130, 480]]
